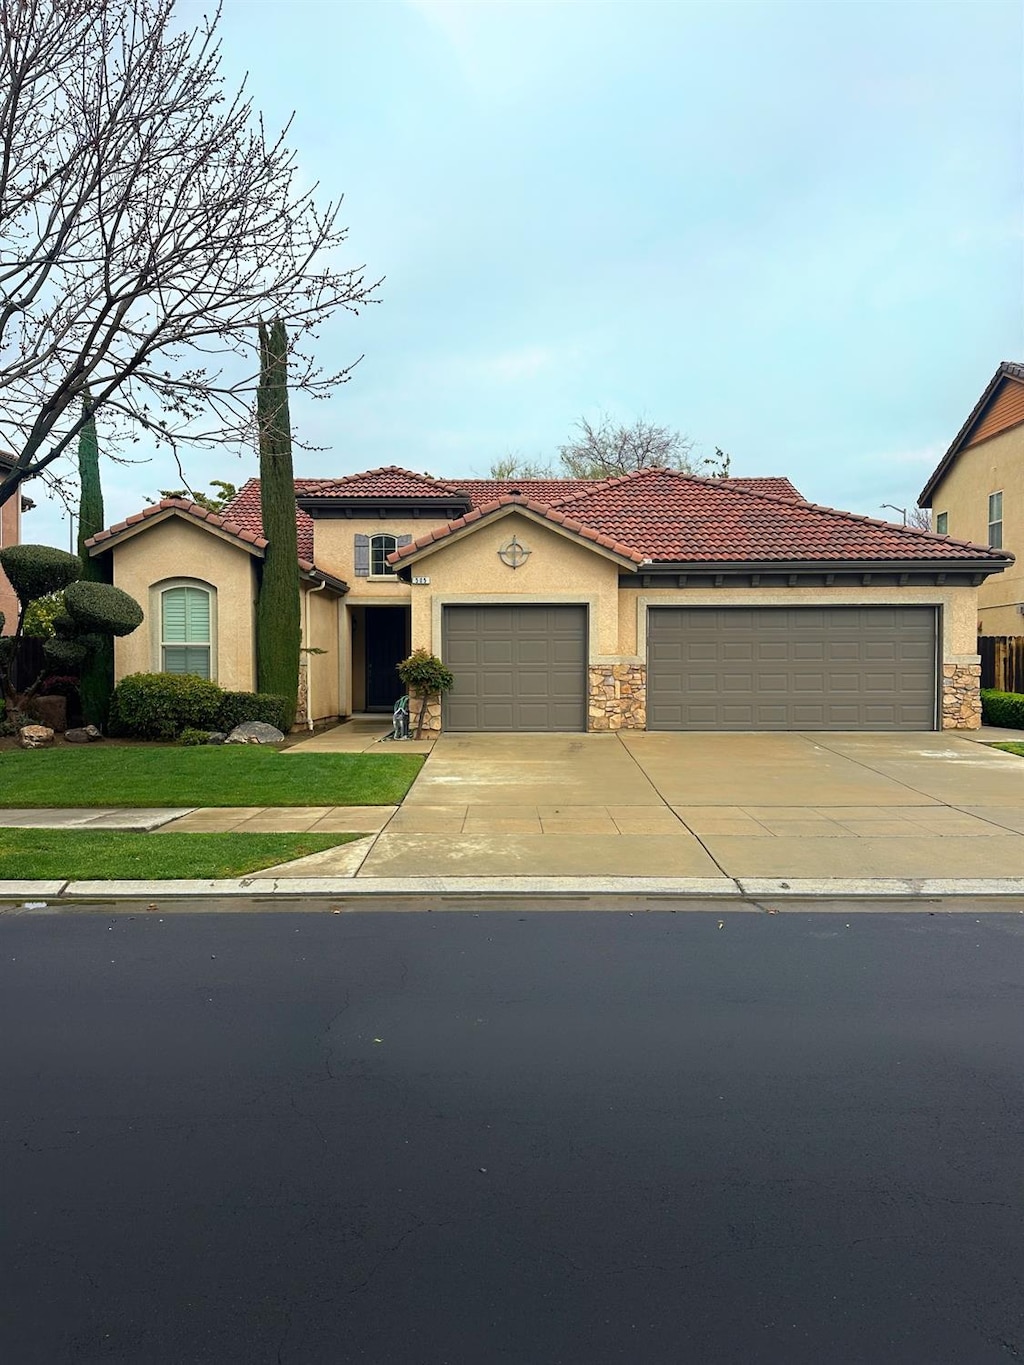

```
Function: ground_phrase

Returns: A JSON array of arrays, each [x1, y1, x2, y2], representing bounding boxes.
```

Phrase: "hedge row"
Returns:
[[110, 673, 291, 740], [980, 689, 1024, 729]]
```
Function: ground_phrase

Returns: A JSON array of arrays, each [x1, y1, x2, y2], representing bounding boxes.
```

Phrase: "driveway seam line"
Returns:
[[614, 735, 735, 879], [796, 733, 972, 816]]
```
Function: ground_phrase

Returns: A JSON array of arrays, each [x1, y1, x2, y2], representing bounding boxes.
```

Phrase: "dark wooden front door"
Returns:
[[365, 607, 409, 711]]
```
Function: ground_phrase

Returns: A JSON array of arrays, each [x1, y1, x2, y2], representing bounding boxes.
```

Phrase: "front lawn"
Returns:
[[0, 746, 424, 808], [0, 829, 363, 880], [991, 742, 1024, 759]]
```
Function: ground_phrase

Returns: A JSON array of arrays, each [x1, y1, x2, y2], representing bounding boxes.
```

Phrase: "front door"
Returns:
[[364, 607, 409, 711]]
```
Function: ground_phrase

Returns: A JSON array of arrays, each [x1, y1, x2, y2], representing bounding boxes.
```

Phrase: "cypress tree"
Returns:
[[255, 319, 301, 730], [76, 392, 114, 726]]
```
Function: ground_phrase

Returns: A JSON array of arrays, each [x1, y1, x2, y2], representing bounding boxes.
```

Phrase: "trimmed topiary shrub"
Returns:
[[981, 689, 1024, 729], [63, 580, 145, 636], [218, 690, 291, 735], [111, 672, 224, 740], [0, 545, 82, 603]]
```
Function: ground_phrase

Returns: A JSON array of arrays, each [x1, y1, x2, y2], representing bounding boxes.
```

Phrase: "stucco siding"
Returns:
[[303, 584, 341, 721], [0, 489, 21, 632], [108, 517, 258, 689], [927, 424, 1023, 631], [311, 517, 426, 600], [408, 512, 621, 661]]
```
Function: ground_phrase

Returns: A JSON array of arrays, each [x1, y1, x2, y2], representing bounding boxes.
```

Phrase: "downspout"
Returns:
[[304, 577, 328, 731]]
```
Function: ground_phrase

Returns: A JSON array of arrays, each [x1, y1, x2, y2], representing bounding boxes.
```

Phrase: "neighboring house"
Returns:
[[0, 452, 24, 633], [85, 465, 1010, 733], [919, 360, 1024, 635]]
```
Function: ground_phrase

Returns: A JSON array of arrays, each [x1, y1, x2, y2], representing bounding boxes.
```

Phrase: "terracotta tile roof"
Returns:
[[84, 496, 328, 576], [390, 494, 647, 565], [86, 497, 268, 550], [93, 467, 1005, 577], [919, 360, 1024, 506], [295, 465, 468, 500], [554, 467, 1007, 563], [720, 476, 803, 500], [221, 478, 316, 561], [455, 479, 599, 507]]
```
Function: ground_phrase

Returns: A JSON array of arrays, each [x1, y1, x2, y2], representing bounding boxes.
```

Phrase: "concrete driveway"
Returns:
[[355, 731, 1024, 880]]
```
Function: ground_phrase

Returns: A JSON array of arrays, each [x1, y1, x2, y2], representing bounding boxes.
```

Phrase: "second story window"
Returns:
[[370, 533, 398, 576], [988, 492, 1003, 549], [935, 511, 948, 535]]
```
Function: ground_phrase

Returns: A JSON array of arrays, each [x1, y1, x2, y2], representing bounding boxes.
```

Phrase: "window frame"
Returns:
[[935, 511, 948, 536], [154, 578, 217, 680], [988, 491, 1003, 550], [369, 533, 399, 579]]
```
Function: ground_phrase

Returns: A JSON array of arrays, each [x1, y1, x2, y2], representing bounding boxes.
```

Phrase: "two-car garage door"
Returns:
[[647, 606, 938, 731]]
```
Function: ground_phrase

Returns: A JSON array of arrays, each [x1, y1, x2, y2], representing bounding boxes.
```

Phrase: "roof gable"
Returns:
[[390, 496, 647, 568], [919, 361, 1024, 506]]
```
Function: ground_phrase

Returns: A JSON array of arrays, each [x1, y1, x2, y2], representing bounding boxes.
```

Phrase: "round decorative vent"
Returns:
[[498, 535, 531, 569]]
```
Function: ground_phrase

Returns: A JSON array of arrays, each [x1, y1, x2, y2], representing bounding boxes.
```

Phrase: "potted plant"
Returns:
[[397, 649, 455, 739]]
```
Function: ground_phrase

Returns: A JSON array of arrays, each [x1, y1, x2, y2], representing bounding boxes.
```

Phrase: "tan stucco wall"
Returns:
[[408, 511, 622, 661], [0, 487, 21, 632], [311, 517, 431, 602], [302, 584, 341, 721], [618, 584, 979, 664], [927, 424, 1023, 634], [108, 515, 258, 689]]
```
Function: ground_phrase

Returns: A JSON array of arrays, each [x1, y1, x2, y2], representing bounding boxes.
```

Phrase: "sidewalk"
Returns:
[[2, 727, 1023, 901]]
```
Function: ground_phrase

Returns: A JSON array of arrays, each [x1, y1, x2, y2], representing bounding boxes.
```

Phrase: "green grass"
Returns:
[[0, 829, 364, 880], [0, 746, 424, 808], [991, 742, 1024, 758]]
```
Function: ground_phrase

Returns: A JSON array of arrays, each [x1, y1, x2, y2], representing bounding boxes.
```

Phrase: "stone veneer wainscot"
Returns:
[[941, 662, 982, 730], [588, 664, 646, 732]]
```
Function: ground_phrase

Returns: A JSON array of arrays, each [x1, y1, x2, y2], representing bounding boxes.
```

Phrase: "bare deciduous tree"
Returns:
[[488, 416, 729, 482], [0, 0, 379, 509], [907, 506, 932, 531], [558, 415, 697, 479]]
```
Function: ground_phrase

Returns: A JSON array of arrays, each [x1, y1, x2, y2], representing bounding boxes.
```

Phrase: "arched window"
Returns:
[[160, 582, 213, 678], [370, 533, 398, 577]]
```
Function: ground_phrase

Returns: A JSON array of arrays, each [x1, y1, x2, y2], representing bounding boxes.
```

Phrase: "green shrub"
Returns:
[[0, 544, 81, 605], [218, 690, 290, 735], [178, 727, 213, 746], [111, 672, 224, 740], [63, 580, 145, 636], [981, 689, 1024, 729]]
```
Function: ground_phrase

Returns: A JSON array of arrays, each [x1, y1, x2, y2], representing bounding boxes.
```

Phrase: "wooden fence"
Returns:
[[978, 636, 1024, 693]]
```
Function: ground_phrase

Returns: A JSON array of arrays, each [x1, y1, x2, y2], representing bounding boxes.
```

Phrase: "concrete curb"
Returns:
[[2, 876, 1024, 901]]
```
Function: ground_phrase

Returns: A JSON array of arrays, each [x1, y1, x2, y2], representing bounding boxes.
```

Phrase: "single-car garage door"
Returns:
[[443, 605, 587, 732], [647, 606, 937, 731]]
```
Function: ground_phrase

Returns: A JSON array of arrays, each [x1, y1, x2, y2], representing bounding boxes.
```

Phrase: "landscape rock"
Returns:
[[64, 725, 103, 744], [19, 724, 54, 749], [225, 720, 285, 745], [206, 731, 227, 745]]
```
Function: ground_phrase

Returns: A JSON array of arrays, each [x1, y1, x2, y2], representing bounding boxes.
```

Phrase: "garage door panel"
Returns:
[[443, 605, 587, 732], [648, 606, 936, 731]]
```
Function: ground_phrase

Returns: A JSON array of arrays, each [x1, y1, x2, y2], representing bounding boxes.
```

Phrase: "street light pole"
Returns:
[[880, 503, 908, 525]]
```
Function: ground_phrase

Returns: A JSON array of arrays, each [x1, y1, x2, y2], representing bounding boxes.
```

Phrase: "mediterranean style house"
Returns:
[[0, 452, 25, 633], [918, 360, 1024, 635], [85, 464, 1012, 734]]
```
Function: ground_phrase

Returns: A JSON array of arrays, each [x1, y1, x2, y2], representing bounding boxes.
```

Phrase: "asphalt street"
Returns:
[[2, 905, 1023, 1364]]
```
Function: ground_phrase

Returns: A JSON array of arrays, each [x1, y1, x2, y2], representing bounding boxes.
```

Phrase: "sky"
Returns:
[[27, 0, 1024, 548]]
